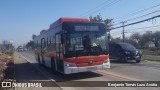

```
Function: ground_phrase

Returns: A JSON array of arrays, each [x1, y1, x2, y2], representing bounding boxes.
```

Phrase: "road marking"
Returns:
[[96, 70, 142, 81]]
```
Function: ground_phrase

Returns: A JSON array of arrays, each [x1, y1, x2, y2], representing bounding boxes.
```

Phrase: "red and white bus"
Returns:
[[34, 17, 110, 74]]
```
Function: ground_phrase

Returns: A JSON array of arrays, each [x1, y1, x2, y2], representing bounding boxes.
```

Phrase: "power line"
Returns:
[[86, 0, 121, 17], [124, 25, 160, 32], [113, 9, 160, 26], [111, 29, 160, 38], [123, 9, 160, 22], [127, 29, 160, 33], [79, 0, 112, 17], [111, 25, 160, 34], [110, 14, 160, 40], [81, 0, 121, 17], [114, 1, 160, 22], [111, 14, 160, 30]]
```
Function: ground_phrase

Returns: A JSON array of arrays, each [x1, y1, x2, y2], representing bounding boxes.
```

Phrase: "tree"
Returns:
[[26, 40, 34, 49], [129, 33, 142, 47], [32, 34, 37, 40], [89, 14, 113, 30], [89, 14, 113, 41], [89, 14, 103, 22], [104, 18, 113, 30], [139, 31, 152, 48], [130, 33, 141, 42], [110, 37, 122, 42], [151, 31, 160, 47]]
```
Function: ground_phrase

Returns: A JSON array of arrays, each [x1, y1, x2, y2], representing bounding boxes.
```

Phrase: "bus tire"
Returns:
[[51, 57, 56, 72], [38, 55, 40, 63], [41, 56, 45, 65]]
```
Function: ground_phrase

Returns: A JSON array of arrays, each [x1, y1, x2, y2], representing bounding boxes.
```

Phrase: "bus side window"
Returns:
[[36, 41, 38, 47], [41, 38, 45, 48], [50, 36, 52, 45], [47, 37, 49, 46], [52, 35, 55, 45]]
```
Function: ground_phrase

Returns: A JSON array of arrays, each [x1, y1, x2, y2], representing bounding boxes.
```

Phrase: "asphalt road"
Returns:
[[14, 51, 160, 90]]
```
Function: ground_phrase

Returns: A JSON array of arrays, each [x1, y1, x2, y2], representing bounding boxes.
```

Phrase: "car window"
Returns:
[[119, 43, 136, 50]]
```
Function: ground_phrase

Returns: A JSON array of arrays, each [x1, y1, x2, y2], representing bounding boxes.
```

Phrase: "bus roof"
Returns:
[[49, 17, 90, 29]]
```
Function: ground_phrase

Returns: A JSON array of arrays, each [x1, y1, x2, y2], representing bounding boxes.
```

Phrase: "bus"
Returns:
[[34, 17, 110, 74]]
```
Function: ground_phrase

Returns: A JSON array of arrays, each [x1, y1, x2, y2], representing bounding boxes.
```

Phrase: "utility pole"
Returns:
[[121, 21, 127, 42]]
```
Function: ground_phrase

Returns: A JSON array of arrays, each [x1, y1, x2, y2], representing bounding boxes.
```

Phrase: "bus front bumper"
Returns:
[[63, 60, 110, 74]]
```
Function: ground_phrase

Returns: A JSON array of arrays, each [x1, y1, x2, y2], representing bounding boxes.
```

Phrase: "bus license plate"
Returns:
[[87, 67, 96, 71]]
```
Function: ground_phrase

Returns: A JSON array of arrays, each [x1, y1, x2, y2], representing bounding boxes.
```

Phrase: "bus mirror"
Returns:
[[108, 35, 110, 40], [108, 33, 110, 41]]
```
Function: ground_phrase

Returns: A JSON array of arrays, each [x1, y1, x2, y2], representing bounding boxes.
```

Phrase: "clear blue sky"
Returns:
[[0, 0, 160, 47]]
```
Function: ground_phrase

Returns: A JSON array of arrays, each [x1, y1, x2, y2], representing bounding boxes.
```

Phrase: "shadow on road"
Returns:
[[15, 61, 103, 82], [110, 60, 140, 64], [60, 71, 103, 81], [15, 62, 48, 81]]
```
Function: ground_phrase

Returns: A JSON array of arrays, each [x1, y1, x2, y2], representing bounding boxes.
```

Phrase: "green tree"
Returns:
[[89, 14, 113, 41], [151, 31, 160, 47], [89, 14, 103, 22], [89, 14, 113, 30], [26, 40, 34, 49]]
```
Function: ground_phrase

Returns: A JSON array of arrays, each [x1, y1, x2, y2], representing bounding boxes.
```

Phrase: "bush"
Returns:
[[148, 47, 160, 51], [2, 50, 13, 56]]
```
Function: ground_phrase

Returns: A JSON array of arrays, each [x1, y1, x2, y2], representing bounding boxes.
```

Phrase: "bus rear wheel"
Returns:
[[37, 55, 41, 65], [51, 57, 56, 72]]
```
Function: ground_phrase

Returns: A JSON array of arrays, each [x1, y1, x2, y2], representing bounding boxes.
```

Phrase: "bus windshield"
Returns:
[[64, 32, 109, 58]]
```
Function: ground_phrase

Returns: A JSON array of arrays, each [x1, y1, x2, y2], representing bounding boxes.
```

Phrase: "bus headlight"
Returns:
[[66, 63, 76, 67], [103, 60, 109, 64]]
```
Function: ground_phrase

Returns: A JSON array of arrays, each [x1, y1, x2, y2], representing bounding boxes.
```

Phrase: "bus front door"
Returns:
[[55, 33, 64, 73]]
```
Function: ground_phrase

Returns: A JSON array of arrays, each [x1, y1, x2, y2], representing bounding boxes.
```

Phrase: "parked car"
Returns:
[[109, 42, 142, 63], [17, 47, 24, 52]]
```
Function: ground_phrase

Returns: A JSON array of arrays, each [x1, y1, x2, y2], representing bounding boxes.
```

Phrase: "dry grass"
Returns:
[[0, 53, 14, 82]]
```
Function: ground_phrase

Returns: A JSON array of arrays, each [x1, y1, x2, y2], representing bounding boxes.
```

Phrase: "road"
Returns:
[[14, 51, 160, 90]]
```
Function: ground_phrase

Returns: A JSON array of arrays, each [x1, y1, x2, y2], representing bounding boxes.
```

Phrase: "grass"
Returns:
[[144, 58, 160, 61]]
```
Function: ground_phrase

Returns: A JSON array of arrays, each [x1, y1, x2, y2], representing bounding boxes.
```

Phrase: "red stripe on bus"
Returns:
[[64, 55, 109, 67]]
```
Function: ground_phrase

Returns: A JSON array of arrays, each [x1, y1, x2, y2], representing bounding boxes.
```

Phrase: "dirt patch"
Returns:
[[0, 53, 14, 89]]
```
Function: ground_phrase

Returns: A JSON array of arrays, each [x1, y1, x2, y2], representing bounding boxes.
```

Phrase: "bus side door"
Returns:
[[55, 33, 64, 73], [41, 38, 46, 65]]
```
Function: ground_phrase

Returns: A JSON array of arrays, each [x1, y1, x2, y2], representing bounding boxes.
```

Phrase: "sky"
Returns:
[[0, 0, 160, 47]]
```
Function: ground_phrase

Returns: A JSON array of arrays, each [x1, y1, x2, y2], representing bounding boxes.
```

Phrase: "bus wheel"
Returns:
[[38, 55, 41, 65], [38, 55, 42, 65], [51, 57, 56, 72], [41, 56, 45, 65]]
